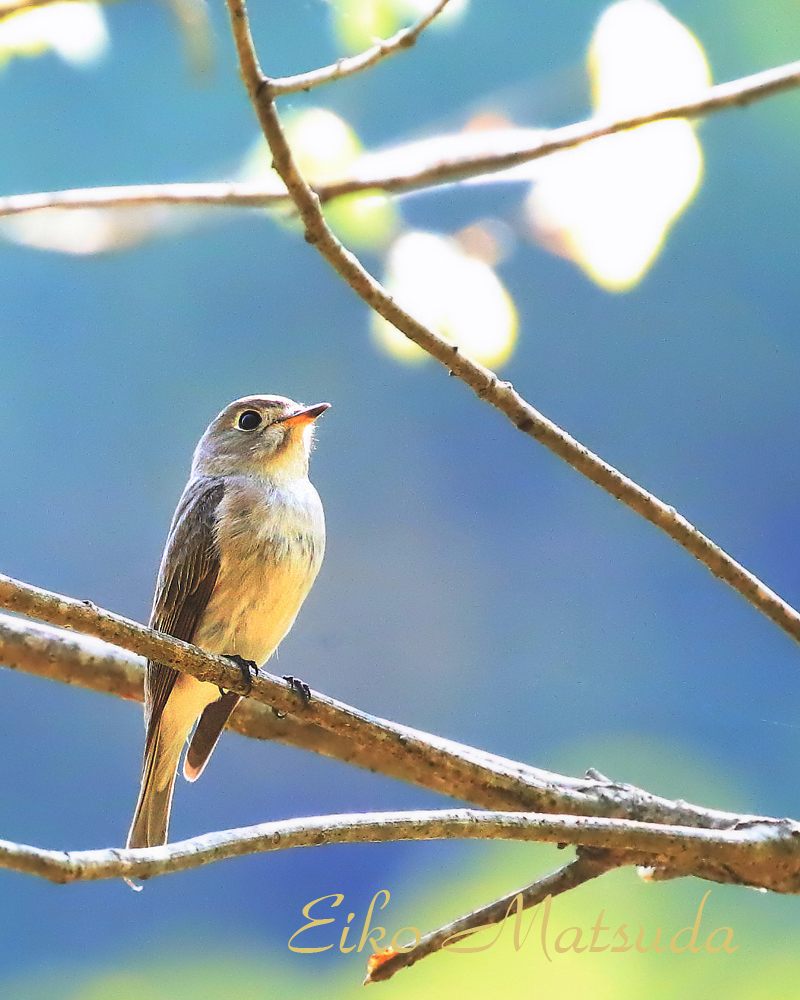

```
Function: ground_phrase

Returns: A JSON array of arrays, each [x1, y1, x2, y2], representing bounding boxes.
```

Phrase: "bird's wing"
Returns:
[[144, 477, 226, 757]]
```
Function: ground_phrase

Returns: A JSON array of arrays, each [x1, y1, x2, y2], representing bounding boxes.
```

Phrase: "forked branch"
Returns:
[[1, 806, 799, 888], [224, 0, 800, 659], [2, 586, 800, 897], [2, 60, 800, 217], [0, 577, 755, 827], [270, 0, 452, 96], [364, 848, 630, 982]]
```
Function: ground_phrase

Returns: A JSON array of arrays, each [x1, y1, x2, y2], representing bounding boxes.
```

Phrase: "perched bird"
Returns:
[[127, 394, 329, 851]]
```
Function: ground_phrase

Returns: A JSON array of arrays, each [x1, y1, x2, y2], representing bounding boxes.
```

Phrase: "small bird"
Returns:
[[127, 394, 329, 851]]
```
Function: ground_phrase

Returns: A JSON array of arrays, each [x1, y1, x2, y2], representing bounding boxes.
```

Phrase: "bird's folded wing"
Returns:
[[144, 477, 226, 754]]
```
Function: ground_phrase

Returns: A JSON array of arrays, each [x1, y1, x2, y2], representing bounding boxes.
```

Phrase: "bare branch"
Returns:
[[270, 0, 452, 96], [0, 582, 763, 832], [0, 610, 326, 751], [5, 592, 800, 893], [0, 181, 288, 219], [0, 610, 144, 703], [3, 807, 800, 887], [0, 608, 533, 787], [332, 57, 800, 197], [365, 848, 625, 982], [224, 1, 800, 657], [3, 59, 800, 219]]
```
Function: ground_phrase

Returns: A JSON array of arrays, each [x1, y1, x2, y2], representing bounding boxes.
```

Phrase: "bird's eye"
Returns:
[[237, 410, 262, 431]]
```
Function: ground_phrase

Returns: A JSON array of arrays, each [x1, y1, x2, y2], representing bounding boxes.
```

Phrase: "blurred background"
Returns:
[[1, 0, 800, 996]]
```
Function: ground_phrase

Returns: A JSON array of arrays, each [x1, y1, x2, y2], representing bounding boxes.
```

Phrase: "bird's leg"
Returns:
[[222, 653, 259, 696], [282, 675, 312, 705], [271, 676, 311, 719]]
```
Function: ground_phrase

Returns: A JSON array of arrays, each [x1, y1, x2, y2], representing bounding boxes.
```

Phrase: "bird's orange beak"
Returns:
[[278, 402, 331, 427]]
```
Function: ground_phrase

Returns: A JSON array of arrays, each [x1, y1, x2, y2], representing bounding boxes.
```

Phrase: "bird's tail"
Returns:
[[184, 691, 241, 782], [127, 724, 183, 851]]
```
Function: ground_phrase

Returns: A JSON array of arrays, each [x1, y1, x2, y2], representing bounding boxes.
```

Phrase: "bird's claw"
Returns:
[[224, 654, 259, 695], [282, 674, 312, 705]]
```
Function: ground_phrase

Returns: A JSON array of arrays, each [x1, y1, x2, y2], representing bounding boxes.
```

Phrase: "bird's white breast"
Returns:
[[192, 475, 325, 665]]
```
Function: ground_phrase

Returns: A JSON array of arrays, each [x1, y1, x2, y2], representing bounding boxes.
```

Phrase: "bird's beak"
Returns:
[[278, 402, 331, 428]]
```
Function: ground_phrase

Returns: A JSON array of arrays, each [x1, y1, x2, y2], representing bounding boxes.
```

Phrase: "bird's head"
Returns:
[[191, 395, 330, 483]]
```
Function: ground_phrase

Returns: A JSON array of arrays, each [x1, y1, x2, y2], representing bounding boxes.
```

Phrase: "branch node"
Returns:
[[254, 75, 272, 101]]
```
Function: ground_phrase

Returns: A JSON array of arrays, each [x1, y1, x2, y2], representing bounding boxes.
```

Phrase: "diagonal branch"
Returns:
[[365, 847, 625, 982], [330, 56, 800, 197], [224, 0, 800, 654], [0, 580, 764, 831], [0, 609, 328, 751], [0, 181, 288, 219], [3, 807, 800, 887], [2, 607, 558, 790], [270, 0, 452, 96], [4, 589, 800, 892], [3, 59, 800, 219]]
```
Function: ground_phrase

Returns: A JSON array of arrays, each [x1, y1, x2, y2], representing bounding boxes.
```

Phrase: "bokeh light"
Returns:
[[0, 0, 108, 68], [371, 229, 518, 364], [527, 0, 710, 290]]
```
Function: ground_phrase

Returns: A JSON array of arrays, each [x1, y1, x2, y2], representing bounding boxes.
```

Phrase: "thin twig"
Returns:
[[225, 0, 800, 653], [2, 807, 799, 886], [0, 585, 754, 828], [365, 848, 625, 982], [270, 0, 452, 96], [0, 181, 288, 219], [3, 59, 800, 219], [330, 57, 800, 197]]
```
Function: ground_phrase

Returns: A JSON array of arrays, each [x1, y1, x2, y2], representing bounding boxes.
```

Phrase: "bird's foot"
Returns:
[[282, 674, 312, 705], [224, 654, 259, 695]]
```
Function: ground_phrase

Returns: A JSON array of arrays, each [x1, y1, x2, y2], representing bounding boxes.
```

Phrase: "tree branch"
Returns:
[[0, 609, 334, 753], [0, 608, 544, 786], [269, 0, 452, 96], [4, 588, 800, 894], [3, 59, 799, 219], [0, 610, 144, 703], [0, 181, 288, 219], [223, 1, 800, 658], [2, 806, 799, 887], [365, 848, 625, 982], [0, 579, 765, 830], [330, 56, 800, 197]]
